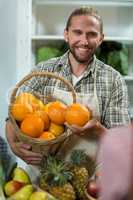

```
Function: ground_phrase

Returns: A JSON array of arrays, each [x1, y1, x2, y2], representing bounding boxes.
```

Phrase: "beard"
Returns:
[[68, 45, 95, 64]]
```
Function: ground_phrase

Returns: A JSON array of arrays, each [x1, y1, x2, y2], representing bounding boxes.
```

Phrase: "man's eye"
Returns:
[[73, 30, 82, 35], [87, 32, 97, 37]]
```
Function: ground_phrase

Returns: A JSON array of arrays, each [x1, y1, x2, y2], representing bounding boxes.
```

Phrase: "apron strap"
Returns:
[[93, 68, 100, 120]]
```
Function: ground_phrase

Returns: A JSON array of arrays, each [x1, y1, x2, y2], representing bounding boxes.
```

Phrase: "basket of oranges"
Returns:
[[9, 71, 92, 156], [8, 71, 78, 155]]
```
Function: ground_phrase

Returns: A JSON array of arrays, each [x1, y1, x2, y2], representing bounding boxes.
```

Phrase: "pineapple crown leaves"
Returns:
[[42, 155, 73, 187], [70, 149, 97, 177], [70, 149, 88, 166]]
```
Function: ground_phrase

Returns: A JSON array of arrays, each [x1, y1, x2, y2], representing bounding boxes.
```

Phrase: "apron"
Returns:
[[52, 69, 100, 161], [22, 69, 100, 180]]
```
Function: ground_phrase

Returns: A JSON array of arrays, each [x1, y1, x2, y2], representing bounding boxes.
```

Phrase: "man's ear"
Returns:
[[64, 29, 68, 42], [99, 33, 104, 46]]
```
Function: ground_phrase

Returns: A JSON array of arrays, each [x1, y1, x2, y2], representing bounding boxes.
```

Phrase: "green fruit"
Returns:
[[12, 167, 31, 184], [9, 184, 34, 200], [4, 180, 25, 196]]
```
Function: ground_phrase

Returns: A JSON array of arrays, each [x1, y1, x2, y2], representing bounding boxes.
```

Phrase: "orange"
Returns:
[[15, 92, 45, 111], [15, 92, 37, 105], [49, 122, 65, 137], [44, 102, 52, 113], [11, 103, 33, 121], [38, 131, 56, 141], [34, 110, 50, 130], [32, 99, 45, 111], [65, 103, 92, 126], [20, 115, 44, 137], [47, 101, 67, 125]]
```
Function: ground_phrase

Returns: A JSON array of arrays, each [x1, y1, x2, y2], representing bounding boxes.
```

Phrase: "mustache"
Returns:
[[76, 45, 92, 49]]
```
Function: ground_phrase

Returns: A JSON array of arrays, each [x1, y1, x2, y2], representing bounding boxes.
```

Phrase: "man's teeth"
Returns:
[[78, 47, 89, 51], [79, 47, 88, 50]]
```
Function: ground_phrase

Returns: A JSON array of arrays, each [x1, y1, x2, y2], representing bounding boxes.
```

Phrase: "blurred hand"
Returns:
[[65, 119, 106, 137], [98, 124, 132, 200], [6, 120, 43, 165]]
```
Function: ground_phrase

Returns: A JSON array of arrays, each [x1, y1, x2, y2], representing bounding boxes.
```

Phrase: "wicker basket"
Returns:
[[8, 72, 76, 155]]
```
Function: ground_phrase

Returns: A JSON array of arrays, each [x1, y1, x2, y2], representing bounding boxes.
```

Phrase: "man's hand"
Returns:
[[65, 119, 107, 137], [6, 120, 43, 165]]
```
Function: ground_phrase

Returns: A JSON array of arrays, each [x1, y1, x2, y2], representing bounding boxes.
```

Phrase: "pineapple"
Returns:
[[69, 149, 96, 199], [39, 155, 76, 200]]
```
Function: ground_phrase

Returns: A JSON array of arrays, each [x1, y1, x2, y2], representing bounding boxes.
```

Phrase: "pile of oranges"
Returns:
[[11, 92, 92, 141]]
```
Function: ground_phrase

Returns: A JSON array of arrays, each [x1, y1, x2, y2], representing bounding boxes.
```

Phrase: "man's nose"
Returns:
[[81, 34, 88, 45]]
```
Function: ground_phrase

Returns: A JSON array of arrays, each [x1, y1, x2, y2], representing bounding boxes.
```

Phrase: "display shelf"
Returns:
[[32, 35, 64, 40], [124, 76, 133, 81], [32, 35, 133, 43], [32, 0, 133, 7]]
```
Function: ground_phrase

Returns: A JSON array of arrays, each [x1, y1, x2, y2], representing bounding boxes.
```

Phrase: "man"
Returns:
[[6, 7, 129, 165]]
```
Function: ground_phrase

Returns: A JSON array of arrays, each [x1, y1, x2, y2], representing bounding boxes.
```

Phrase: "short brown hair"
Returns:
[[65, 7, 103, 33]]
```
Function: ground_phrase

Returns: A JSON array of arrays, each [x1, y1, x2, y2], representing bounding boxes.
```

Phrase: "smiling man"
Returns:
[[6, 7, 129, 165], [64, 9, 103, 70]]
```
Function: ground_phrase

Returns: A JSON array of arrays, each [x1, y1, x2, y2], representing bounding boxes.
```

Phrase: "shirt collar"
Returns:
[[56, 51, 70, 70], [57, 50, 97, 78], [83, 55, 96, 78]]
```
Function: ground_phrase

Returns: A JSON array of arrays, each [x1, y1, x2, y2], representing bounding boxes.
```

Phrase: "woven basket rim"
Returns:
[[9, 71, 76, 105]]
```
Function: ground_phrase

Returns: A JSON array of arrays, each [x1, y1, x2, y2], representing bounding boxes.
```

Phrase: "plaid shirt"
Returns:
[[22, 51, 130, 128], [0, 137, 11, 171]]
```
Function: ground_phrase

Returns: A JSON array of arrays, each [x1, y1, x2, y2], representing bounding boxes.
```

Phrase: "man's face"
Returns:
[[64, 15, 104, 63]]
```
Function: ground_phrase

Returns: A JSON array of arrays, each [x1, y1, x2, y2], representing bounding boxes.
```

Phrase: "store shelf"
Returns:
[[32, 0, 133, 7], [124, 76, 133, 81], [32, 35, 133, 43], [32, 35, 64, 40], [105, 36, 133, 43]]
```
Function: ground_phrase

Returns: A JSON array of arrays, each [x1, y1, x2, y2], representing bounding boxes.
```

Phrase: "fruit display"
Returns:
[[39, 149, 97, 200], [2, 166, 58, 200], [1, 152, 98, 200]]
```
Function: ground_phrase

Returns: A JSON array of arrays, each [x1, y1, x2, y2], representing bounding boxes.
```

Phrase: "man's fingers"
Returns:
[[16, 142, 42, 157], [21, 156, 42, 165], [18, 142, 32, 150], [83, 119, 97, 129], [14, 142, 43, 164], [20, 148, 42, 158]]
